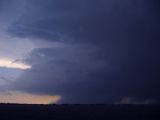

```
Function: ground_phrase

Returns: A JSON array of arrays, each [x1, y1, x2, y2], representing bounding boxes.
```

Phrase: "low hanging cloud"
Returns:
[[116, 97, 157, 104]]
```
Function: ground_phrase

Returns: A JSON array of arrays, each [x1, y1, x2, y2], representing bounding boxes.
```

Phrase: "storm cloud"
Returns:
[[4, 0, 160, 103]]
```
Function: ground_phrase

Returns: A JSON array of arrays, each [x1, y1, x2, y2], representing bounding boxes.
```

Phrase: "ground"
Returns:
[[0, 104, 160, 120]]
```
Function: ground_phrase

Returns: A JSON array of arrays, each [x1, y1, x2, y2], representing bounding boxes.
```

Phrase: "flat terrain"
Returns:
[[0, 104, 160, 120]]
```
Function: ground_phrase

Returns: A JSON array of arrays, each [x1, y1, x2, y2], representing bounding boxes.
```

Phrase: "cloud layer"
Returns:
[[0, 0, 160, 103]]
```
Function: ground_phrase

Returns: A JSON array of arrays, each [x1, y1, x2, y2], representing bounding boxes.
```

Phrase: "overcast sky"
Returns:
[[0, 0, 160, 104]]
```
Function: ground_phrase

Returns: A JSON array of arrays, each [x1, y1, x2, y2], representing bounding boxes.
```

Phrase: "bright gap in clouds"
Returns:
[[0, 59, 31, 70], [0, 91, 61, 104]]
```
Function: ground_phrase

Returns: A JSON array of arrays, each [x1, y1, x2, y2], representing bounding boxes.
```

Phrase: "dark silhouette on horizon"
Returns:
[[0, 104, 160, 120]]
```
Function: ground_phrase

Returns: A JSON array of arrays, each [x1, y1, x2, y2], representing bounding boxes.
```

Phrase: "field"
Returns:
[[0, 104, 160, 120]]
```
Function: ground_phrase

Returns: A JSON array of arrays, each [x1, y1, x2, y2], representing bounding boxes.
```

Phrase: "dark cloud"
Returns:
[[8, 0, 159, 43], [8, 0, 160, 103], [12, 44, 160, 103]]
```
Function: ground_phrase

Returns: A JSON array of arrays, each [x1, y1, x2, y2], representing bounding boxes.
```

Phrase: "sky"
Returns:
[[0, 0, 160, 104]]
